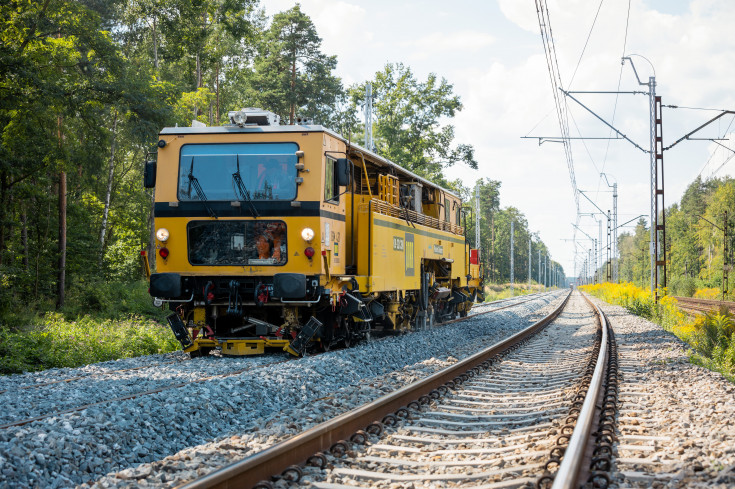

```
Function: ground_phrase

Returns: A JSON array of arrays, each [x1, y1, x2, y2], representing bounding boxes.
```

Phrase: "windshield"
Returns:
[[188, 220, 287, 266], [178, 143, 298, 201]]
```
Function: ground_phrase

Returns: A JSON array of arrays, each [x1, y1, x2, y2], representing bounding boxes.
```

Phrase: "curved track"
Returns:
[[174, 290, 619, 489]]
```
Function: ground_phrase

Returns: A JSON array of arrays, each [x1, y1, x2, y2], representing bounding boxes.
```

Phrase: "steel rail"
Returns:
[[551, 293, 609, 489], [673, 296, 735, 315], [176, 289, 572, 489], [0, 294, 548, 429]]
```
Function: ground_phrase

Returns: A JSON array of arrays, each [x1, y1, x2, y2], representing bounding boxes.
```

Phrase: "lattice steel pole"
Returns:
[[475, 183, 480, 251], [510, 220, 514, 297], [724, 211, 729, 300], [607, 210, 612, 282], [613, 183, 618, 282], [528, 238, 532, 289], [654, 95, 667, 300], [649, 76, 657, 296], [538, 249, 541, 288], [364, 82, 373, 151]]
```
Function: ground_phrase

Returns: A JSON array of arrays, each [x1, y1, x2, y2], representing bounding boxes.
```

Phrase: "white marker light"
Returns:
[[156, 228, 170, 242], [301, 227, 315, 242]]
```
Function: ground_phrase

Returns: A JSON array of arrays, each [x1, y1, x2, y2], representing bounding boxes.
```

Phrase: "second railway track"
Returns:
[[672, 295, 735, 315]]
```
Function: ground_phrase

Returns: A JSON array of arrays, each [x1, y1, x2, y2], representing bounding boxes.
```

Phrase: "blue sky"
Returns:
[[263, 0, 735, 278]]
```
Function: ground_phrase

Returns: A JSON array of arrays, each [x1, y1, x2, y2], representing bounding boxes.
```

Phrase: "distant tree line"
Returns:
[[0, 0, 557, 317], [461, 179, 563, 287], [615, 176, 734, 297]]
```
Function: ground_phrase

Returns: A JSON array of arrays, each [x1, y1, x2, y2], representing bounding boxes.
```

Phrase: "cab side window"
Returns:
[[325, 157, 339, 203]]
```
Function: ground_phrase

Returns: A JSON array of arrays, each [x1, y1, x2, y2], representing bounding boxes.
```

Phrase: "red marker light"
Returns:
[[159, 247, 169, 259], [304, 247, 315, 259]]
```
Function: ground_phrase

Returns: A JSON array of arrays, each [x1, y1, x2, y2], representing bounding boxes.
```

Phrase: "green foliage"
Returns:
[[583, 283, 735, 379], [0, 314, 178, 375], [625, 296, 654, 320], [668, 275, 697, 297], [687, 311, 735, 379], [617, 177, 734, 297], [348, 63, 477, 183], [483, 284, 544, 302], [245, 4, 342, 125]]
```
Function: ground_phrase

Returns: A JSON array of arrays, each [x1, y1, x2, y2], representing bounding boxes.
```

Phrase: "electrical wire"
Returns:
[[599, 0, 631, 183], [534, 0, 579, 216], [711, 152, 735, 176], [697, 114, 735, 177], [569, 109, 601, 175], [568, 0, 606, 89]]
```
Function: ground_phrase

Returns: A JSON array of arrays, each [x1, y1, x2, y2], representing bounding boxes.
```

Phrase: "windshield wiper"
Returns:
[[232, 155, 259, 218], [188, 157, 217, 218]]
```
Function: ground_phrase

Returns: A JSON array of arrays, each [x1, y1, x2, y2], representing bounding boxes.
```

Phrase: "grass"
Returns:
[[483, 283, 550, 302], [693, 287, 723, 300], [581, 282, 735, 381], [0, 281, 179, 375]]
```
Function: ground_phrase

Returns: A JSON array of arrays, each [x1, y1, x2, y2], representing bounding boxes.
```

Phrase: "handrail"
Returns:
[[364, 199, 465, 236]]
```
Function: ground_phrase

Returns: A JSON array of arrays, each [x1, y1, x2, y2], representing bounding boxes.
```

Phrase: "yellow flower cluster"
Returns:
[[579, 282, 691, 338]]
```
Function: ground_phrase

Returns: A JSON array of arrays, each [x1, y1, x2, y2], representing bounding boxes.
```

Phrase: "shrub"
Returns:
[[669, 275, 697, 297], [581, 282, 734, 380], [0, 315, 179, 375], [694, 287, 721, 300]]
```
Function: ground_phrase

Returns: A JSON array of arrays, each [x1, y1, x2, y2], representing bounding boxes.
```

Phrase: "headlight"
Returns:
[[156, 228, 170, 242], [301, 227, 315, 242], [228, 110, 247, 126]]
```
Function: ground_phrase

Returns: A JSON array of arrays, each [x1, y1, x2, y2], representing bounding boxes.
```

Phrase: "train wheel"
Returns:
[[189, 347, 213, 358], [342, 320, 353, 348]]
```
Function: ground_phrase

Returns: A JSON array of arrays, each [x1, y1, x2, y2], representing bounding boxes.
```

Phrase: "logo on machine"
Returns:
[[393, 236, 404, 251], [433, 244, 443, 255], [405, 233, 415, 276]]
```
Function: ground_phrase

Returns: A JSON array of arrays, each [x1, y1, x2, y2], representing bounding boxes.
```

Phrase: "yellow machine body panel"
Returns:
[[152, 130, 347, 280], [147, 115, 482, 356], [365, 206, 467, 293]]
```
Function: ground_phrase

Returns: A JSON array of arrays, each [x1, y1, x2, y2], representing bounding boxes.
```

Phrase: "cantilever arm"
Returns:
[[664, 111, 735, 151]]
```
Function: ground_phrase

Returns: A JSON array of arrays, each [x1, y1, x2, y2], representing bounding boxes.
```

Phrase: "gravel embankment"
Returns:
[[0, 292, 564, 489], [588, 296, 735, 488], [0, 354, 286, 425]]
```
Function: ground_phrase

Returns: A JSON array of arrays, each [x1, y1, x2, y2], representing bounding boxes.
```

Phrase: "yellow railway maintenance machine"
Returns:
[[145, 108, 483, 357]]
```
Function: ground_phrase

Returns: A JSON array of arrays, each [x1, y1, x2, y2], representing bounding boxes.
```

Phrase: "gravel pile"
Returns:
[[0, 292, 563, 489], [589, 296, 735, 488]]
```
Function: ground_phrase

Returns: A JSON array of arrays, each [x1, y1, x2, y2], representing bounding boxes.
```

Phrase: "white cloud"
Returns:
[[258, 0, 735, 275], [497, 0, 539, 33], [402, 31, 495, 58]]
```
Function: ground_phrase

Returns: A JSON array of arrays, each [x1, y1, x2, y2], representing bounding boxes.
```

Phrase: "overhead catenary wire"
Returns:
[[567, 0, 606, 89], [534, 0, 580, 214], [697, 114, 735, 178], [598, 0, 631, 191]]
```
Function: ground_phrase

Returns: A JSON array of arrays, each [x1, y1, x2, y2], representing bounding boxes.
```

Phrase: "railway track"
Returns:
[[0, 293, 549, 430], [672, 296, 735, 315], [175, 290, 619, 489]]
